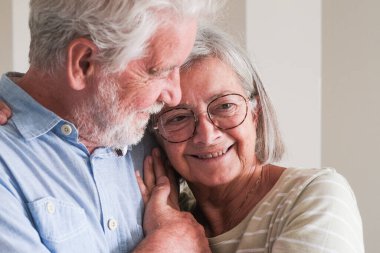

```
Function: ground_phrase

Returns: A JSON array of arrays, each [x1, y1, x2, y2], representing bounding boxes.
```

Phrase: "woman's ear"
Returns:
[[66, 38, 97, 90], [251, 95, 261, 126]]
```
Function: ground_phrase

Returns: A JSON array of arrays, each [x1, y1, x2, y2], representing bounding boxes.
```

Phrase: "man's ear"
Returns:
[[66, 38, 97, 90]]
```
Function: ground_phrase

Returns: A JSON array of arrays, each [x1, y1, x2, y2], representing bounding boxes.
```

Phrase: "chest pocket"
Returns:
[[27, 197, 97, 252]]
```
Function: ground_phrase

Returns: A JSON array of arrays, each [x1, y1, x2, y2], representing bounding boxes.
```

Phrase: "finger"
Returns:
[[143, 156, 155, 192], [166, 165, 179, 194], [149, 175, 171, 206], [152, 148, 166, 179], [135, 170, 149, 205], [0, 114, 7, 125], [153, 150, 180, 209], [0, 106, 11, 118], [166, 166, 180, 209]]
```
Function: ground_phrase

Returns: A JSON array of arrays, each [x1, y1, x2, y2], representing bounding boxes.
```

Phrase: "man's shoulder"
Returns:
[[0, 121, 23, 148]]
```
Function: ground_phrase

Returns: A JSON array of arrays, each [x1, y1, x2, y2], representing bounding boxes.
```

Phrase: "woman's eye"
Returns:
[[219, 103, 233, 110], [215, 103, 236, 112], [165, 114, 192, 125], [210, 103, 238, 117], [171, 115, 187, 122]]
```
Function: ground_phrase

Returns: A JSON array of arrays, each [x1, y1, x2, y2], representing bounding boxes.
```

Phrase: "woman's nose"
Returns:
[[191, 114, 222, 145]]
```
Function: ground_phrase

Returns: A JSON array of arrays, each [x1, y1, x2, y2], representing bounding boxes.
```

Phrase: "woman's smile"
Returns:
[[188, 144, 234, 160]]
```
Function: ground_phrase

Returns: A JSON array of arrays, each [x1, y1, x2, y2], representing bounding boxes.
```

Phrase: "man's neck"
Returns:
[[16, 67, 100, 154], [16, 68, 71, 118]]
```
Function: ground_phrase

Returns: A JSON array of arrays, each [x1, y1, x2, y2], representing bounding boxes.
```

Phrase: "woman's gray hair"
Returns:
[[181, 24, 284, 164], [28, 0, 219, 75]]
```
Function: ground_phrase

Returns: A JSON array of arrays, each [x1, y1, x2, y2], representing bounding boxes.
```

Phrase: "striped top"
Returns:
[[182, 167, 364, 253]]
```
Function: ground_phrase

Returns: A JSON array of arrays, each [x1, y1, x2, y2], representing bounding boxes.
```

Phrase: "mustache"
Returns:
[[142, 102, 164, 115]]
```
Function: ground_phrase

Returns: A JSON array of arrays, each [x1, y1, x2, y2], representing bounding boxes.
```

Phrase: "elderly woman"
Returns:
[[137, 24, 364, 253]]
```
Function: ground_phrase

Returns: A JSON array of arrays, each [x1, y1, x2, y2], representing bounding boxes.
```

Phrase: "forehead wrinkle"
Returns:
[[148, 25, 181, 69]]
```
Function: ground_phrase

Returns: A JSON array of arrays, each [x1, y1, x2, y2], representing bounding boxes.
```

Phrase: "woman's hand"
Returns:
[[0, 101, 11, 125], [136, 148, 180, 214], [134, 148, 210, 253]]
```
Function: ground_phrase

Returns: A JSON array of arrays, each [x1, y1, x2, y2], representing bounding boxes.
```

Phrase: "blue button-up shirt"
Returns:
[[0, 73, 154, 252]]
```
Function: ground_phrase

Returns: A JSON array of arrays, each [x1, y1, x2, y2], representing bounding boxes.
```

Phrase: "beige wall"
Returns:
[[218, 0, 246, 47], [322, 0, 380, 252], [246, 0, 322, 168], [0, 0, 29, 74], [0, 0, 13, 74], [12, 0, 30, 72]]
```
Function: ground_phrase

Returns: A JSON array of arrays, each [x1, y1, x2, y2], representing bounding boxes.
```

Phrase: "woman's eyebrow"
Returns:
[[167, 103, 192, 110], [169, 92, 237, 109]]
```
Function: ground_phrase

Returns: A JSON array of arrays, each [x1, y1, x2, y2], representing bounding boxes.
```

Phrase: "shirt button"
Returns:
[[107, 218, 118, 231], [46, 202, 56, 214], [61, 124, 72, 135]]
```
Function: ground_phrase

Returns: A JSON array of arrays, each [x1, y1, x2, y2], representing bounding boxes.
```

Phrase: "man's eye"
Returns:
[[148, 67, 159, 75], [149, 68, 168, 79], [148, 67, 175, 79]]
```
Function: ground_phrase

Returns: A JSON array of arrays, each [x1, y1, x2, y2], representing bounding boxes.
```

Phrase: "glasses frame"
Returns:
[[152, 93, 249, 143]]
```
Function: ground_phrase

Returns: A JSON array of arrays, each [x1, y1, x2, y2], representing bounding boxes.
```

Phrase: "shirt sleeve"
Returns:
[[272, 170, 364, 253]]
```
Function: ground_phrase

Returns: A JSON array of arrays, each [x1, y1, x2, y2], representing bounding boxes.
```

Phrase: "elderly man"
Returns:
[[0, 0, 217, 252]]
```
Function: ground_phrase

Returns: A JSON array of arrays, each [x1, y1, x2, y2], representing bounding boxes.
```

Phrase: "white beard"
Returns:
[[72, 74, 163, 148]]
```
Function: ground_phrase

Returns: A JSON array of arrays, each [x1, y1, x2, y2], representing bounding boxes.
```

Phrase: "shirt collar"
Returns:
[[0, 73, 131, 154], [0, 73, 62, 140]]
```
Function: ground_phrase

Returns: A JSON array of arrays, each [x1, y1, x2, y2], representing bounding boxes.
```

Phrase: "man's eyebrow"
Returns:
[[148, 65, 177, 75]]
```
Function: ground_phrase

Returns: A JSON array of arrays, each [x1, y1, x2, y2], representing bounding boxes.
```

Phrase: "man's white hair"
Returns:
[[28, 0, 220, 75]]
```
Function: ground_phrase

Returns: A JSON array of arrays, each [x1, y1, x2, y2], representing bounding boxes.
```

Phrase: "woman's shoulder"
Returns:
[[280, 167, 348, 189], [276, 167, 359, 207], [283, 166, 336, 179], [243, 167, 364, 253]]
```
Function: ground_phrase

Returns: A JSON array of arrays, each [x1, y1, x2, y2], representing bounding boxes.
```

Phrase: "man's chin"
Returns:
[[119, 130, 145, 147], [104, 122, 147, 148], [136, 111, 151, 123]]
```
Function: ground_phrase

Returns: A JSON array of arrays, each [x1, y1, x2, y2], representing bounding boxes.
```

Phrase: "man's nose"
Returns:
[[158, 68, 181, 106]]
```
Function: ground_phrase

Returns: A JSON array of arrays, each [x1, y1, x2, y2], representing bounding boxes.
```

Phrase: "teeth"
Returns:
[[196, 149, 228, 159]]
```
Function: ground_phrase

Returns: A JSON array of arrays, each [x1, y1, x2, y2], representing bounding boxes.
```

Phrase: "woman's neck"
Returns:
[[190, 164, 286, 237], [190, 165, 266, 237]]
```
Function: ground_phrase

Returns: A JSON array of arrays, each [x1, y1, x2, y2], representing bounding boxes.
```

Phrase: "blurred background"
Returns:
[[1, 0, 379, 252]]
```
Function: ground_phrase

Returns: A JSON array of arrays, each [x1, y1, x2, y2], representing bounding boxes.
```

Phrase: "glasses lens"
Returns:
[[157, 108, 195, 143], [208, 94, 248, 129]]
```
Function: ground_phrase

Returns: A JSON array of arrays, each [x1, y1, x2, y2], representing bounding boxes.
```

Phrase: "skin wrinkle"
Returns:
[[79, 18, 197, 149]]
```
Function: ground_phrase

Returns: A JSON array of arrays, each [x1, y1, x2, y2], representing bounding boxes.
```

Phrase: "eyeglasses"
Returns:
[[153, 93, 249, 143]]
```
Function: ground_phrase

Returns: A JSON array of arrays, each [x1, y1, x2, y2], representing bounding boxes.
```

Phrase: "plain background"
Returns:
[[1, 0, 379, 252]]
